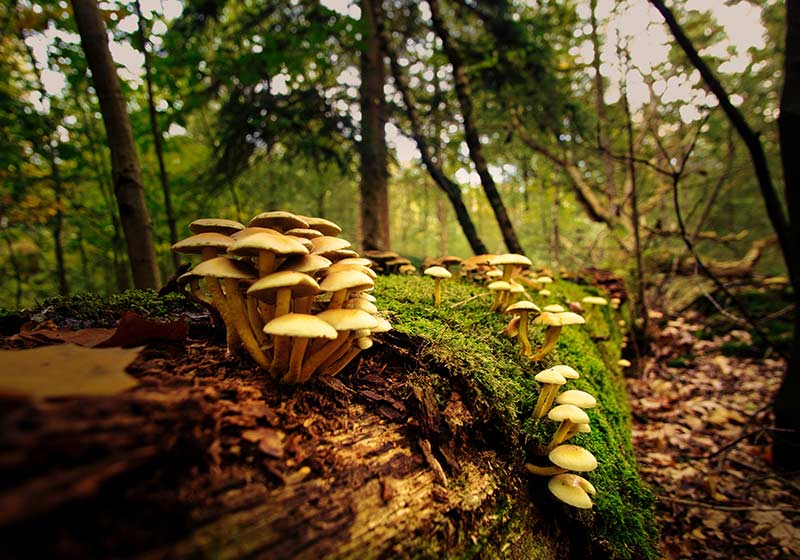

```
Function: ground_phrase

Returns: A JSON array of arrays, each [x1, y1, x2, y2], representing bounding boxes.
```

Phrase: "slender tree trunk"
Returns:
[[3, 233, 24, 307], [358, 0, 390, 252], [428, 0, 523, 254], [551, 181, 560, 268], [437, 197, 447, 256], [134, 0, 179, 270], [590, 0, 618, 213], [377, 8, 488, 255], [71, 0, 161, 289], [773, 0, 800, 471]]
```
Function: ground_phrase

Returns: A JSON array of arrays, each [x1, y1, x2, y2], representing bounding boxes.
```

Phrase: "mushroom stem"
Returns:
[[284, 337, 311, 384], [189, 279, 212, 304], [321, 344, 361, 376], [246, 296, 266, 346], [274, 288, 292, 317], [295, 295, 313, 314], [548, 421, 576, 451], [223, 278, 270, 369], [530, 325, 563, 361], [533, 384, 559, 419], [518, 312, 532, 357], [317, 334, 354, 373], [328, 289, 348, 309], [301, 331, 349, 379], [258, 250, 276, 277], [269, 334, 290, 377], [433, 278, 442, 307], [524, 463, 567, 476]]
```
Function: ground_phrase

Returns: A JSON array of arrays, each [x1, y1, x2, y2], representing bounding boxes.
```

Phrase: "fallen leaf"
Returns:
[[94, 312, 188, 348], [16, 327, 115, 347], [242, 427, 285, 458], [0, 344, 140, 398]]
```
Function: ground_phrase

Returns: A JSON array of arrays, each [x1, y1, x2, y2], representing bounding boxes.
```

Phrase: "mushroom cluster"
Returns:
[[526, 364, 600, 509], [172, 211, 391, 383]]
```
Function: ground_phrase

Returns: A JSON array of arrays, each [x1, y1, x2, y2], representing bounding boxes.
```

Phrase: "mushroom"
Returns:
[[618, 358, 631, 368], [530, 311, 586, 361], [172, 232, 233, 262], [532, 368, 567, 419], [555, 389, 597, 410], [548, 473, 597, 509], [321, 333, 375, 377], [285, 227, 324, 240], [319, 269, 375, 309], [296, 215, 343, 237], [263, 313, 337, 383], [581, 295, 609, 327], [302, 308, 378, 379], [249, 210, 309, 233], [489, 253, 532, 308], [505, 301, 541, 357], [423, 266, 452, 307], [188, 218, 245, 236], [190, 257, 268, 368], [228, 231, 308, 277], [547, 404, 590, 451], [525, 444, 598, 476], [437, 255, 462, 272], [542, 304, 565, 313], [488, 280, 512, 312]]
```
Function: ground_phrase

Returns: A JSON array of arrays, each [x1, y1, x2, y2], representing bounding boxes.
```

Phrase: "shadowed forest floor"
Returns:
[[627, 312, 800, 559]]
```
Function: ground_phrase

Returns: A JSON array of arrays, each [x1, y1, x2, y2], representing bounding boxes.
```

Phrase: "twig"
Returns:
[[659, 496, 800, 514], [449, 292, 490, 308]]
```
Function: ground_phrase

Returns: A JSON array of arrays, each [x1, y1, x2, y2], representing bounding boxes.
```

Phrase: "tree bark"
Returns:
[[71, 0, 161, 289], [428, 0, 523, 254], [377, 9, 488, 255], [773, 0, 800, 471], [134, 0, 179, 271], [358, 0, 390, 252]]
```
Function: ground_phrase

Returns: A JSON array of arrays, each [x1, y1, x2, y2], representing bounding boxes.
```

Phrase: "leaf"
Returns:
[[0, 344, 140, 398], [241, 427, 285, 458], [93, 312, 188, 348]]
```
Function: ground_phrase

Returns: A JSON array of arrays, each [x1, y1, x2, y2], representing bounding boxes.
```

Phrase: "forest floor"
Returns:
[[627, 311, 800, 559]]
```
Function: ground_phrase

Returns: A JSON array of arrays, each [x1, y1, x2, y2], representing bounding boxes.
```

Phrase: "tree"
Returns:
[[358, 0, 390, 252], [70, 0, 161, 289]]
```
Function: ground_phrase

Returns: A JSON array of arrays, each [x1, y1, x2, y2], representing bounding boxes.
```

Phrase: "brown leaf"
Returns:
[[16, 327, 116, 347], [94, 312, 188, 348], [0, 344, 140, 398]]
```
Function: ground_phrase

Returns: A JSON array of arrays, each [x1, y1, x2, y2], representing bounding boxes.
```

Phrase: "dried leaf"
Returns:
[[0, 344, 140, 398], [94, 312, 188, 348]]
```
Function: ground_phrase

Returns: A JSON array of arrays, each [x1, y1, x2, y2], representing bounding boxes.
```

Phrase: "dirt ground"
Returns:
[[627, 312, 800, 559]]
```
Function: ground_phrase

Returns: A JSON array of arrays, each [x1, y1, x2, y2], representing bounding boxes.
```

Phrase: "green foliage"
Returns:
[[376, 274, 659, 559]]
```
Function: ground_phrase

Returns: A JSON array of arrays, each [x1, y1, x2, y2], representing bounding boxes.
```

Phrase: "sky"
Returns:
[[27, 0, 771, 177]]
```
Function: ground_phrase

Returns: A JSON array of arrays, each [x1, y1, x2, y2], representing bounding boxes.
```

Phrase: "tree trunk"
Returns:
[[358, 0, 390, 252], [589, 0, 618, 213], [135, 0, 179, 271], [71, 0, 161, 289], [428, 0, 523, 254], [773, 0, 800, 471], [377, 9, 488, 255]]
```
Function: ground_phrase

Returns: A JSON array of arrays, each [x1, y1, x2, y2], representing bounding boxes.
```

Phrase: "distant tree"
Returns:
[[70, 0, 160, 289]]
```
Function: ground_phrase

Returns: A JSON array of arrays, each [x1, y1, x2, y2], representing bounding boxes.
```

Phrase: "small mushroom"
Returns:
[[524, 444, 598, 477], [489, 253, 532, 308], [547, 404, 590, 450], [548, 473, 597, 509], [505, 301, 541, 357], [263, 313, 337, 383], [488, 280, 512, 312], [424, 266, 452, 307], [530, 311, 585, 361], [532, 368, 567, 419], [189, 218, 245, 236]]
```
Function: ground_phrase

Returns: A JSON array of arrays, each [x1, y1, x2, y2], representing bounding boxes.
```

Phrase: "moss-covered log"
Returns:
[[0, 278, 658, 559]]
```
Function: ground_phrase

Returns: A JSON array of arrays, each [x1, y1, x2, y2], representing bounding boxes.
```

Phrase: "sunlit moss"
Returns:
[[376, 274, 659, 560]]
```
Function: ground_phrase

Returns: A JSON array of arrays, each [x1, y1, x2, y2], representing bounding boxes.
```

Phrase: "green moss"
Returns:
[[2, 290, 199, 327], [376, 274, 660, 560]]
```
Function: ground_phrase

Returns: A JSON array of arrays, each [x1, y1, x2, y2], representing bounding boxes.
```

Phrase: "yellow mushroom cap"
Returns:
[[424, 266, 452, 279], [538, 289, 552, 297], [172, 232, 233, 254], [582, 296, 609, 306], [247, 271, 321, 299], [534, 311, 585, 326], [534, 369, 567, 386], [346, 298, 378, 315], [336, 257, 374, 267], [316, 308, 379, 331], [490, 253, 532, 267], [486, 269, 503, 279], [549, 444, 598, 472], [549, 365, 580, 379], [548, 474, 596, 509], [249, 211, 308, 232], [188, 218, 245, 236], [263, 313, 338, 339], [357, 336, 374, 350], [536, 276, 553, 284], [277, 254, 333, 275], [296, 215, 343, 237], [285, 228, 324, 239], [327, 263, 378, 279], [191, 256, 257, 279], [555, 390, 597, 409], [319, 269, 375, 293], [505, 301, 541, 314], [228, 231, 308, 258], [311, 236, 352, 255], [548, 404, 590, 425], [543, 304, 565, 313], [618, 359, 631, 367], [488, 280, 511, 292]]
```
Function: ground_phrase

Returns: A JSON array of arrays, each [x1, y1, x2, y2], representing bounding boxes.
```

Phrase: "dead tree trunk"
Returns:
[[428, 0, 523, 254], [358, 0, 390, 252], [71, 0, 161, 289]]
